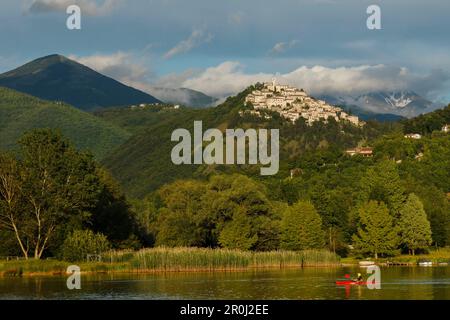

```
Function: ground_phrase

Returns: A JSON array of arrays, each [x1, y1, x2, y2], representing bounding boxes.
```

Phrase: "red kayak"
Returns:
[[335, 280, 367, 286]]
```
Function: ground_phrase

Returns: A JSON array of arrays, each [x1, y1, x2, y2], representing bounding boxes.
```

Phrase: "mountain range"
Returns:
[[145, 87, 218, 108]]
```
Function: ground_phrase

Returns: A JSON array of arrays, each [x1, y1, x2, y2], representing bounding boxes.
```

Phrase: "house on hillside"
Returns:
[[442, 124, 449, 133], [404, 133, 422, 139], [345, 147, 373, 157]]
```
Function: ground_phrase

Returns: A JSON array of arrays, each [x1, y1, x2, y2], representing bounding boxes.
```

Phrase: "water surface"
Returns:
[[0, 266, 449, 300]]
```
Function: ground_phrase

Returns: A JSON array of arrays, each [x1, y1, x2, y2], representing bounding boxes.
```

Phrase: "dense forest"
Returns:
[[0, 85, 449, 260], [0, 87, 130, 159]]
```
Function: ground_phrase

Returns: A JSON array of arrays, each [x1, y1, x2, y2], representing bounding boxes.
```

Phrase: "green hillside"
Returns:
[[403, 105, 450, 134], [0, 86, 131, 159], [97, 88, 449, 252], [100, 85, 397, 198]]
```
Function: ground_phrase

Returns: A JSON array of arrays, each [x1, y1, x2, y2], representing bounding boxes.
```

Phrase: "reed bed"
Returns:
[[105, 247, 340, 271], [1, 248, 340, 275], [0, 259, 131, 275]]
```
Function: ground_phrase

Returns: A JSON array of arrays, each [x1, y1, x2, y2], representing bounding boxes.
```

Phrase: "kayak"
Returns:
[[335, 280, 367, 286]]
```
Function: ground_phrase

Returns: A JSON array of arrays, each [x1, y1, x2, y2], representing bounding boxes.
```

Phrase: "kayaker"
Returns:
[[354, 273, 363, 282]]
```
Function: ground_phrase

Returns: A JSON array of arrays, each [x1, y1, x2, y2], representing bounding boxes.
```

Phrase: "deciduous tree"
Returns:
[[280, 201, 325, 251]]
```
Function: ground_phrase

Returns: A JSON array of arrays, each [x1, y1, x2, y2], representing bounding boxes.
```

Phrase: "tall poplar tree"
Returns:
[[398, 194, 432, 255], [352, 201, 399, 259]]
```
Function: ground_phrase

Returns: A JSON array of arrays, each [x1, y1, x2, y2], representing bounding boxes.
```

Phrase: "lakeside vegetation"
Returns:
[[341, 247, 450, 265], [0, 248, 339, 275], [2, 247, 449, 276]]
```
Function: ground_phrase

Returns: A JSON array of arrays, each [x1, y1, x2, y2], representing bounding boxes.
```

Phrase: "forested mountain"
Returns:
[[402, 105, 450, 134], [0, 86, 131, 159], [0, 54, 161, 111], [98, 85, 400, 198]]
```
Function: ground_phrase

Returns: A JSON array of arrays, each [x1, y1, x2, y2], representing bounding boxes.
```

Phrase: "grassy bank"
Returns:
[[340, 247, 450, 265], [0, 247, 340, 276], [380, 247, 450, 265]]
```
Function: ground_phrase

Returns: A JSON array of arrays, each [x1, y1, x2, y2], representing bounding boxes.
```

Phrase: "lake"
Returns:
[[0, 266, 449, 300]]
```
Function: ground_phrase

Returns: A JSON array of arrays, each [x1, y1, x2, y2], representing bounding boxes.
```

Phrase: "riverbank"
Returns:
[[0, 247, 340, 276]]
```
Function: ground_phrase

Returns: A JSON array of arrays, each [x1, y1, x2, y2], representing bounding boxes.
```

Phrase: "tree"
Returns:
[[0, 153, 29, 258], [18, 130, 102, 259], [280, 201, 325, 251], [89, 167, 137, 247], [310, 183, 350, 253], [61, 230, 110, 262], [154, 180, 209, 247], [152, 174, 278, 250], [398, 194, 432, 255], [352, 201, 400, 259], [155, 208, 202, 247], [359, 160, 406, 216], [219, 210, 258, 250], [209, 175, 276, 250]]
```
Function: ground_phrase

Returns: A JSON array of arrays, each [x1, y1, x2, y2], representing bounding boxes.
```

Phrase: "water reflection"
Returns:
[[0, 267, 449, 300]]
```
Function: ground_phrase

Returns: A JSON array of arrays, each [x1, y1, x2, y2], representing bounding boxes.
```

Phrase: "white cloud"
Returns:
[[28, 0, 121, 16], [181, 62, 265, 98], [68, 53, 449, 102], [179, 62, 449, 99], [164, 28, 214, 60], [270, 40, 299, 55], [69, 52, 149, 84], [153, 69, 199, 89]]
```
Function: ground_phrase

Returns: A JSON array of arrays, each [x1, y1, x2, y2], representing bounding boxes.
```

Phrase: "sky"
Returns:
[[1, 0, 450, 102]]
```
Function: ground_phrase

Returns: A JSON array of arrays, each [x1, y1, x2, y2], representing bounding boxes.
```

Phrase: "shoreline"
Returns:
[[3, 262, 450, 278], [0, 263, 344, 278], [2, 246, 449, 278]]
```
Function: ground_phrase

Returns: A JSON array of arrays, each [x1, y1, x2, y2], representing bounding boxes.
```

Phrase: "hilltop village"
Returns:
[[243, 80, 363, 126]]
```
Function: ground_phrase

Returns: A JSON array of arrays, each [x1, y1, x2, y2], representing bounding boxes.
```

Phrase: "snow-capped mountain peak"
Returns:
[[384, 91, 414, 108], [319, 91, 434, 119]]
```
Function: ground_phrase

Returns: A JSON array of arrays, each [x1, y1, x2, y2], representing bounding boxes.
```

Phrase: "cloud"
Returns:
[[181, 62, 265, 98], [69, 52, 150, 84], [164, 28, 214, 59], [179, 62, 449, 99], [28, 0, 121, 16], [153, 69, 199, 89], [270, 40, 299, 55], [68, 53, 449, 102]]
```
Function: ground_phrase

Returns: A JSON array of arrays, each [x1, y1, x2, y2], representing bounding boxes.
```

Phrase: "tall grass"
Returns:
[[426, 247, 450, 262], [1, 247, 340, 275], [0, 259, 130, 275], [105, 247, 340, 271]]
